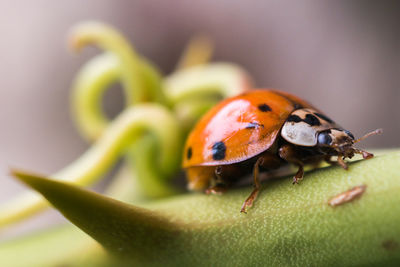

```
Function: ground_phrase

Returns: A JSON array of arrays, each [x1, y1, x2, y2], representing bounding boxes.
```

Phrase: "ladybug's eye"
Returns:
[[317, 131, 332, 146]]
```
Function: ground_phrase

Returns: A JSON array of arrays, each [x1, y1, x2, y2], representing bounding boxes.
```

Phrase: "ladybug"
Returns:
[[182, 89, 381, 213]]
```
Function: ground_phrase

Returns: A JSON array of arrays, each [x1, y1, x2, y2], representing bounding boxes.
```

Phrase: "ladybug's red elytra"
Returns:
[[182, 89, 381, 213]]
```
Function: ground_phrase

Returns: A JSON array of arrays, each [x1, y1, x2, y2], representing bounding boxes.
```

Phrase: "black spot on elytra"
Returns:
[[245, 122, 264, 129], [287, 114, 302, 123], [269, 90, 303, 110], [186, 147, 192, 159], [258, 103, 272, 112], [212, 141, 226, 160], [304, 114, 321, 126], [314, 112, 334, 124]]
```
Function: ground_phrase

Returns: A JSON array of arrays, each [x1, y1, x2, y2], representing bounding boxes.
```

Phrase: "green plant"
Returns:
[[0, 22, 399, 267]]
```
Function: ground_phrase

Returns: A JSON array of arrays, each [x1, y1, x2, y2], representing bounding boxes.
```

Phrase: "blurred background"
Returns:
[[1, 0, 399, 235]]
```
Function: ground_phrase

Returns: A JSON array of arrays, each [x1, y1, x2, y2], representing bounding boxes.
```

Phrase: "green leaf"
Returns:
[[9, 151, 400, 266], [9, 170, 180, 264]]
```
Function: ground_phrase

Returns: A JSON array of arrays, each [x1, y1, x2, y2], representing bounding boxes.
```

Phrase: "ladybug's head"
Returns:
[[317, 128, 383, 159], [281, 108, 382, 160]]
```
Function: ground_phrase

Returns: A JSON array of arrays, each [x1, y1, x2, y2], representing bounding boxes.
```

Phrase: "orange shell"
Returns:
[[182, 89, 313, 167]]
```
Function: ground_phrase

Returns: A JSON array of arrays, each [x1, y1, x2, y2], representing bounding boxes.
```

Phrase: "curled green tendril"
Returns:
[[71, 52, 120, 140], [175, 34, 214, 70], [0, 104, 182, 226], [69, 21, 165, 107], [164, 62, 252, 104]]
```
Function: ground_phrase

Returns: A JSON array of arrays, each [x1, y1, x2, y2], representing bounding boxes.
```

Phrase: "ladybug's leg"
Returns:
[[205, 166, 227, 195], [292, 165, 304, 185], [278, 144, 305, 184], [336, 156, 348, 170], [240, 157, 264, 213], [325, 155, 348, 170]]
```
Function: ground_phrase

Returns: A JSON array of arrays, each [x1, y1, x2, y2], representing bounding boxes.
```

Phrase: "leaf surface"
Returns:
[[9, 151, 400, 266]]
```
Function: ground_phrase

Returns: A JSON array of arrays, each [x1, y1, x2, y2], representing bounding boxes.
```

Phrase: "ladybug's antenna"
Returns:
[[354, 128, 383, 144]]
